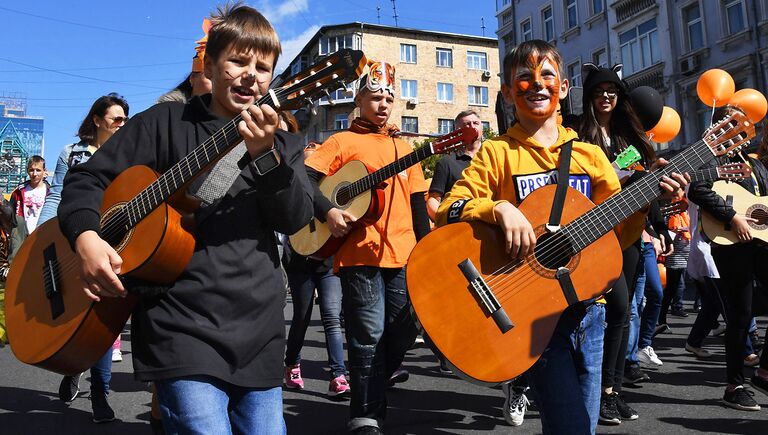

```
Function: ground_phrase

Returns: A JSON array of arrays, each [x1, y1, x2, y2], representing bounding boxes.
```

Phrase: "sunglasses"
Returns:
[[106, 116, 129, 125], [592, 88, 618, 100]]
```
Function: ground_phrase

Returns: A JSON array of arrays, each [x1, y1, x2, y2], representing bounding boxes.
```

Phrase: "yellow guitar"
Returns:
[[701, 180, 768, 245]]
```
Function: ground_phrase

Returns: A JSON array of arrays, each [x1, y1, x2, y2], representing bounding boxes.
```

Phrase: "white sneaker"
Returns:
[[502, 382, 529, 427], [112, 348, 122, 363], [636, 346, 663, 366]]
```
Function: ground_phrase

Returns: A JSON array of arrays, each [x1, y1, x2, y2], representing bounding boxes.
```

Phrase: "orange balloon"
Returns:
[[729, 88, 768, 123], [646, 106, 681, 143], [697, 69, 735, 107], [657, 263, 667, 288]]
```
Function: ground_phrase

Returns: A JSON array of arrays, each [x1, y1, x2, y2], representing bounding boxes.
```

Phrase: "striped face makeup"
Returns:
[[511, 54, 563, 120]]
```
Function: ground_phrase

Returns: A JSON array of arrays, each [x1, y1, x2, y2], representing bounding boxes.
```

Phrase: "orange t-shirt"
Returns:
[[305, 130, 427, 270]]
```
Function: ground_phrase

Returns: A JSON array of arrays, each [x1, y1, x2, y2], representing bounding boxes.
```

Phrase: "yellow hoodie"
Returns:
[[436, 123, 621, 226]]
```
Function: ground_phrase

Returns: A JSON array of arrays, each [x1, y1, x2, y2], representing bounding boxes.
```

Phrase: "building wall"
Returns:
[[287, 24, 500, 144], [495, 0, 768, 154]]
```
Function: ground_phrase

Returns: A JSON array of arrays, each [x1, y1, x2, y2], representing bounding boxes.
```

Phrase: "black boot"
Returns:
[[91, 390, 115, 423]]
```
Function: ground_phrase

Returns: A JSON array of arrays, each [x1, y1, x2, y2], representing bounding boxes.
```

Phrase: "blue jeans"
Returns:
[[285, 262, 346, 378], [155, 375, 285, 435], [627, 242, 664, 362], [528, 303, 606, 435], [90, 349, 112, 394], [339, 266, 418, 431]]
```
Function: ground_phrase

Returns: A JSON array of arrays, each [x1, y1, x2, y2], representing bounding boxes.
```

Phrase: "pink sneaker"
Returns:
[[284, 365, 304, 389], [328, 375, 350, 397]]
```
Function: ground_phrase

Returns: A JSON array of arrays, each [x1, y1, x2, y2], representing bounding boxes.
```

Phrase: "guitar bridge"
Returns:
[[457, 259, 514, 333]]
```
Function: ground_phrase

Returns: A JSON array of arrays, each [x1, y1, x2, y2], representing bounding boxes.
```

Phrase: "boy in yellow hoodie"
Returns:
[[436, 40, 685, 434]]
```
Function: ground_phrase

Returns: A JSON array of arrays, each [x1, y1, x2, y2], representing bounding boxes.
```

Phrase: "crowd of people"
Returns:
[[0, 2, 766, 435]]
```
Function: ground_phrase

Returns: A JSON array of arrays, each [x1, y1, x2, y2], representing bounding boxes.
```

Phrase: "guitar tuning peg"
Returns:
[[324, 89, 336, 106]]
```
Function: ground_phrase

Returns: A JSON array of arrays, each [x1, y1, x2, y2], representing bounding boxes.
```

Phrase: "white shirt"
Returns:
[[22, 183, 47, 233]]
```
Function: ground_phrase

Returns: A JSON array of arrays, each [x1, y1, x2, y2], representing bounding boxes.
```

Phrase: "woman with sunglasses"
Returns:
[[577, 64, 665, 426], [37, 92, 129, 424]]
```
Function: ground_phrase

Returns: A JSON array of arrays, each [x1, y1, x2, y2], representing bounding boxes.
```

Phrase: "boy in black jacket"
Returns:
[[57, 4, 312, 433]]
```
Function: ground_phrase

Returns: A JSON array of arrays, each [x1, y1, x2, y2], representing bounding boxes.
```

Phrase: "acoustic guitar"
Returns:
[[288, 126, 478, 257], [406, 111, 755, 384], [700, 180, 768, 245], [4, 49, 368, 375], [661, 163, 752, 219]]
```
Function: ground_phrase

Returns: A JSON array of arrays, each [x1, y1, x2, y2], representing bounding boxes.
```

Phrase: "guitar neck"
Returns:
[[689, 166, 721, 183], [337, 145, 434, 204], [563, 139, 714, 252]]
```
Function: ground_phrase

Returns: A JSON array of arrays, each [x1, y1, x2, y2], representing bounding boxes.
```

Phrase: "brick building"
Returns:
[[275, 22, 500, 144]]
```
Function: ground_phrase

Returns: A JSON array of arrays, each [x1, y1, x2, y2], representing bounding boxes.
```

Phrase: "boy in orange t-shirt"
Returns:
[[304, 61, 430, 435]]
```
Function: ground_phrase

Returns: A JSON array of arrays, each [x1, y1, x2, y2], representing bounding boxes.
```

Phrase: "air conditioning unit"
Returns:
[[679, 55, 701, 76], [407, 98, 418, 105], [482, 70, 492, 79]]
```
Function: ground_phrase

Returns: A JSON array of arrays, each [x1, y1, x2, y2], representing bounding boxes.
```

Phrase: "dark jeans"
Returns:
[[339, 266, 418, 431], [602, 243, 641, 392], [687, 278, 726, 348], [659, 268, 686, 325], [712, 243, 768, 386], [285, 262, 346, 378], [91, 348, 112, 394]]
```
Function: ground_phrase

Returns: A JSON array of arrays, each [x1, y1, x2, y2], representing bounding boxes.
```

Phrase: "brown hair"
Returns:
[[455, 109, 479, 125], [502, 40, 564, 86], [279, 111, 299, 133], [206, 2, 281, 68], [26, 155, 45, 170], [77, 93, 130, 144]]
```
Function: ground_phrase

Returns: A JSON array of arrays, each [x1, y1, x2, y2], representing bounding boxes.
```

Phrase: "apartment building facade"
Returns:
[[275, 23, 500, 144], [495, 0, 768, 153]]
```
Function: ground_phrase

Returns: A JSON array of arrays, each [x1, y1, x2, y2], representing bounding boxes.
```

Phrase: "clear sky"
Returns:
[[0, 0, 499, 167]]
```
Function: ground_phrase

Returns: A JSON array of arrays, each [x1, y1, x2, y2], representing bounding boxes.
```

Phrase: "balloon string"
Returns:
[[710, 100, 716, 125]]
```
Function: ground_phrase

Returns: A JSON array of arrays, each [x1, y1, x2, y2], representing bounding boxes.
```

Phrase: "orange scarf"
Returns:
[[349, 117, 400, 137]]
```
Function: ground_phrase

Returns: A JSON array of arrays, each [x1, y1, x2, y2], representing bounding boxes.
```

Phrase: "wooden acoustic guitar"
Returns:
[[700, 179, 768, 245], [288, 126, 478, 257], [406, 111, 755, 384], [4, 49, 367, 375], [661, 163, 752, 219]]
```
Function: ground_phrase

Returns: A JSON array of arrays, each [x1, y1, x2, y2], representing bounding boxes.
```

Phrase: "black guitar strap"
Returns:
[[546, 139, 581, 309], [547, 139, 574, 230]]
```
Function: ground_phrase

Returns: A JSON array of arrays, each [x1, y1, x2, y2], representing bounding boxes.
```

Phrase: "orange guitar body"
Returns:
[[5, 165, 195, 375], [406, 185, 622, 384]]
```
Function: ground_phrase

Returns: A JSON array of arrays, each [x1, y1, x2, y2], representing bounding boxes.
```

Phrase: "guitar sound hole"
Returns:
[[750, 208, 768, 225], [534, 232, 573, 270]]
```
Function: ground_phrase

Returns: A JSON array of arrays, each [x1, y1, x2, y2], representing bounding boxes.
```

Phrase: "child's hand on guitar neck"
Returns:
[[238, 104, 280, 159], [493, 202, 537, 260], [74, 230, 126, 301], [326, 207, 357, 238], [652, 158, 690, 200]]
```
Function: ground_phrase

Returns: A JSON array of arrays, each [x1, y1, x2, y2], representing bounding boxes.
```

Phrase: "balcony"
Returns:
[[612, 0, 656, 24], [624, 62, 665, 91]]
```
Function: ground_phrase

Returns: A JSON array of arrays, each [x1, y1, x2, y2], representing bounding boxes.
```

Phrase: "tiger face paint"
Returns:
[[505, 54, 567, 120]]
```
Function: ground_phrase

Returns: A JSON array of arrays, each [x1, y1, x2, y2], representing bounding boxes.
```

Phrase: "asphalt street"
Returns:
[[1, 297, 766, 434]]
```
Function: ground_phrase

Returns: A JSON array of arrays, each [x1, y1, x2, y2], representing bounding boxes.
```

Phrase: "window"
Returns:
[[565, 0, 578, 29], [468, 85, 489, 106], [521, 19, 533, 42], [400, 44, 417, 63], [481, 121, 490, 135], [436, 48, 453, 67], [401, 79, 418, 99], [542, 6, 554, 41], [438, 119, 455, 135], [319, 34, 353, 55], [619, 18, 660, 76], [320, 83, 353, 104], [334, 114, 349, 130], [402, 116, 419, 133], [567, 61, 582, 87], [592, 48, 607, 67], [437, 82, 454, 102], [467, 51, 488, 70], [684, 3, 704, 51], [591, 0, 604, 15], [723, 0, 746, 35], [502, 11, 513, 27]]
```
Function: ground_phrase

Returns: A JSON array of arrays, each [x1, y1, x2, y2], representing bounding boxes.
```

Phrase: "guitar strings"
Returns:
[[478, 125, 741, 305]]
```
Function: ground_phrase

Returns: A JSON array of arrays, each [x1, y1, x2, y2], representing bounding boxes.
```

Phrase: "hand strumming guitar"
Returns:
[[326, 207, 358, 238], [730, 213, 758, 243], [75, 230, 126, 301], [493, 201, 537, 260]]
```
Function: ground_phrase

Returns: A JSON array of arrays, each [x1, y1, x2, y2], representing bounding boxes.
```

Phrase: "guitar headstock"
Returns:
[[270, 49, 367, 110], [661, 200, 688, 220], [613, 145, 642, 170], [716, 162, 752, 180], [704, 109, 756, 157], [431, 126, 480, 155]]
